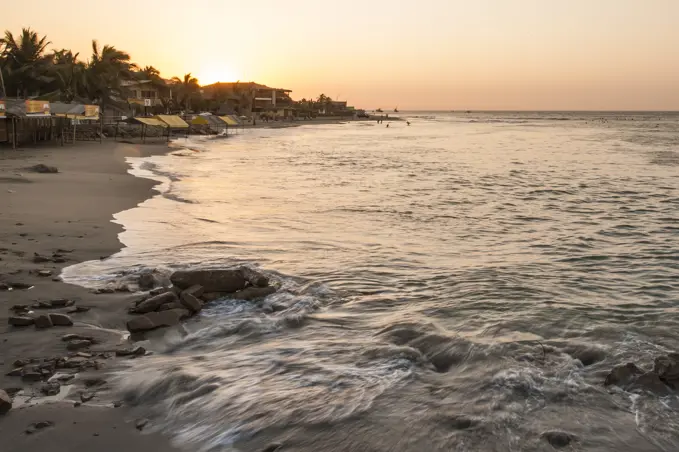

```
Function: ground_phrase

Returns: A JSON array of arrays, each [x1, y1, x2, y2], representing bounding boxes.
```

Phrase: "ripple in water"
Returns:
[[64, 112, 679, 451]]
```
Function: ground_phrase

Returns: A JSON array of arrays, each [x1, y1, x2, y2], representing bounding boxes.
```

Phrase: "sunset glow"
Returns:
[[4, 0, 679, 110]]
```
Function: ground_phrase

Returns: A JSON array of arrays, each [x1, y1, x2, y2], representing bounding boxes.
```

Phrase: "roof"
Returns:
[[134, 117, 167, 127], [121, 79, 153, 87], [155, 115, 189, 128], [50, 102, 85, 115], [3, 99, 51, 118], [191, 115, 226, 127], [202, 81, 292, 92], [220, 115, 240, 126]]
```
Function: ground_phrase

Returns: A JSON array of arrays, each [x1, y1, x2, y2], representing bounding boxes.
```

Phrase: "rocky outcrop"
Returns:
[[653, 354, 679, 388], [127, 309, 191, 332], [9, 316, 34, 327], [28, 164, 59, 173], [133, 291, 179, 314], [227, 286, 277, 301], [604, 356, 679, 395], [48, 313, 74, 326], [126, 267, 275, 334], [180, 292, 203, 313], [34, 314, 53, 329], [170, 268, 247, 292]]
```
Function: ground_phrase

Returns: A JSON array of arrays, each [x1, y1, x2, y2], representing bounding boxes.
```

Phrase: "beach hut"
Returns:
[[132, 117, 168, 143], [155, 115, 189, 141], [1, 99, 61, 149], [51, 103, 102, 143], [190, 114, 228, 135]]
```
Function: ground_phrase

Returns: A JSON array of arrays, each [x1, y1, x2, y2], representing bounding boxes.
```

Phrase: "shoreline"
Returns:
[[0, 141, 180, 451]]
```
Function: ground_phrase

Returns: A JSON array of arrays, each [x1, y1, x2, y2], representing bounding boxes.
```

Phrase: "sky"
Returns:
[[4, 0, 679, 110]]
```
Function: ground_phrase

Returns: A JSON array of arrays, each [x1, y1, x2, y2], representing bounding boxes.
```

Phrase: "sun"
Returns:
[[195, 63, 241, 85]]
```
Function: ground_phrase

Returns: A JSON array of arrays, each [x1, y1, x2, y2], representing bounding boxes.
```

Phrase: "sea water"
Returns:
[[64, 112, 679, 451]]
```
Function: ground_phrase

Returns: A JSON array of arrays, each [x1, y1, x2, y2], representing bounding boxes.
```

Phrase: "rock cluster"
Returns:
[[28, 164, 59, 173], [8, 312, 74, 329], [126, 267, 274, 333], [604, 353, 679, 395]]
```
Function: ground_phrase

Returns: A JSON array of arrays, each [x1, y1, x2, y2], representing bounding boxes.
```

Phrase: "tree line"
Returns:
[[0, 28, 350, 116]]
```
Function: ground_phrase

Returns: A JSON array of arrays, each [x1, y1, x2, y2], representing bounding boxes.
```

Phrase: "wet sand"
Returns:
[[0, 141, 179, 451]]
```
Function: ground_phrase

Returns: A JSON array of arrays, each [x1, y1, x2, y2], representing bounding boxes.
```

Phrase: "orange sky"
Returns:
[[5, 0, 679, 110]]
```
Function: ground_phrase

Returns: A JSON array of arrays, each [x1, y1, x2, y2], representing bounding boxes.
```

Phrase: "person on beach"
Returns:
[[407, 121, 411, 126], [386, 123, 390, 128]]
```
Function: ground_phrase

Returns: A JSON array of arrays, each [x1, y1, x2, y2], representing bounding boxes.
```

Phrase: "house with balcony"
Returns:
[[201, 82, 294, 118], [121, 80, 169, 116]]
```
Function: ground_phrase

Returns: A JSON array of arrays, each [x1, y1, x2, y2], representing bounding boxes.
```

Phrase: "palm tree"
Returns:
[[231, 81, 253, 115], [84, 40, 136, 114], [45, 49, 87, 102], [0, 28, 53, 97], [171, 73, 200, 112]]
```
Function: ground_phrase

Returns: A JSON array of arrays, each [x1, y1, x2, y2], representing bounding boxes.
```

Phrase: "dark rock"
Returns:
[[34, 315, 53, 329], [6, 368, 23, 377], [10, 282, 32, 290], [126, 316, 155, 333], [25, 420, 54, 434], [37, 270, 52, 277], [33, 301, 52, 309], [201, 292, 227, 302], [261, 444, 283, 452], [242, 267, 270, 288], [0, 390, 12, 415], [183, 284, 205, 298], [33, 254, 51, 263], [146, 309, 191, 327], [73, 401, 81, 407], [654, 354, 679, 387], [170, 268, 247, 293], [228, 286, 276, 301], [80, 392, 94, 402], [83, 376, 106, 388], [13, 359, 31, 367], [61, 357, 90, 369], [135, 419, 148, 431], [67, 340, 92, 351], [48, 313, 74, 326], [180, 292, 203, 313], [9, 316, 34, 327], [22, 370, 43, 382], [40, 382, 61, 396], [67, 306, 90, 314], [134, 291, 179, 314], [115, 346, 146, 357], [604, 363, 643, 387], [0, 282, 9, 291], [128, 308, 191, 332], [61, 333, 94, 342], [149, 287, 167, 296], [157, 301, 183, 311], [29, 164, 59, 173], [631, 372, 671, 395], [53, 257, 67, 263], [565, 345, 606, 367], [541, 431, 577, 448], [50, 298, 70, 307], [113, 401, 123, 408]]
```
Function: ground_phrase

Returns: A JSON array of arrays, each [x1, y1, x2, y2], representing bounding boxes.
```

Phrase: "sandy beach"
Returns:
[[0, 141, 179, 451]]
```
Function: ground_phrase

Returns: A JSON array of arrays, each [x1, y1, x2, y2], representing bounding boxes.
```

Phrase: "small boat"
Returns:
[[376, 108, 383, 113]]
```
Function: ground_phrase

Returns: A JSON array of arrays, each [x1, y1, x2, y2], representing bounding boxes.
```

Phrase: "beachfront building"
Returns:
[[121, 79, 170, 116], [201, 82, 294, 119], [0, 99, 65, 148]]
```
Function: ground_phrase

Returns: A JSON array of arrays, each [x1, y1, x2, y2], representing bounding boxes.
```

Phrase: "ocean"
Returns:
[[63, 112, 679, 451]]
